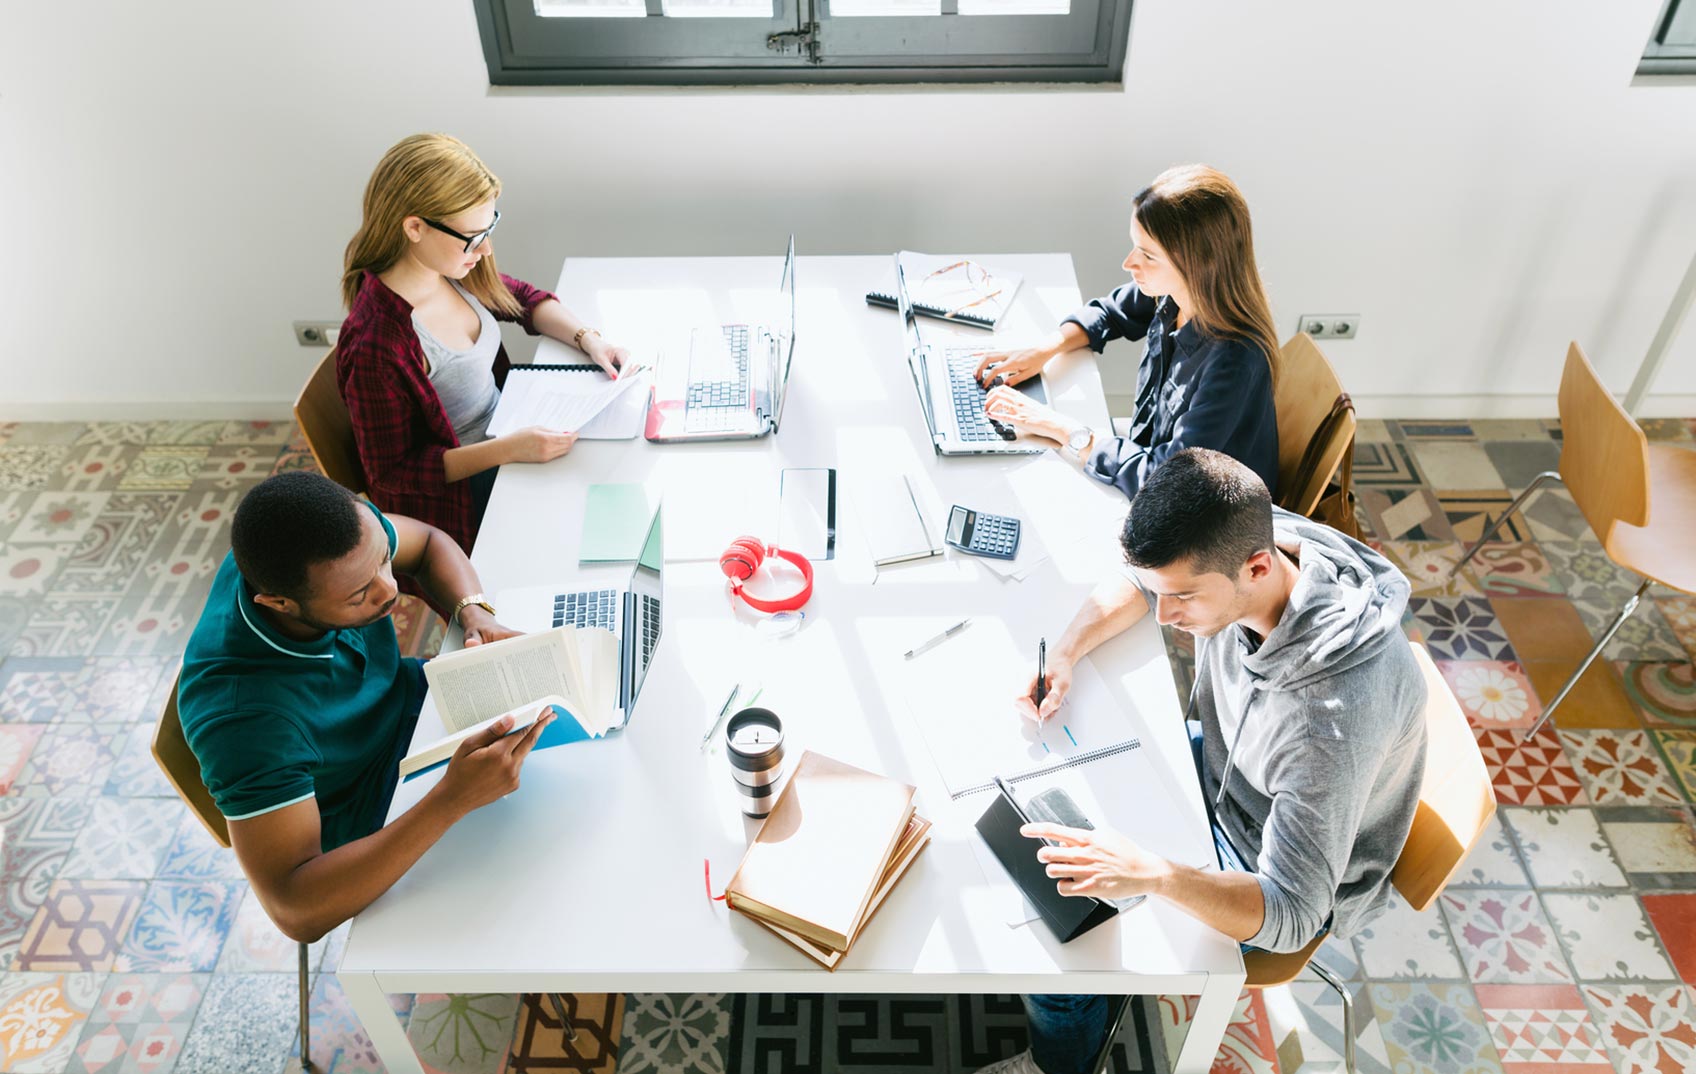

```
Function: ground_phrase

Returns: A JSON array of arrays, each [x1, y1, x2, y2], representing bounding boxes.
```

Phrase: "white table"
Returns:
[[338, 254, 1245, 1074]]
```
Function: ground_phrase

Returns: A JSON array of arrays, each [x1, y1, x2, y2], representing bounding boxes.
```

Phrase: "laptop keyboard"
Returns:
[[552, 588, 618, 631], [637, 595, 661, 666], [945, 348, 998, 442], [685, 325, 752, 431]]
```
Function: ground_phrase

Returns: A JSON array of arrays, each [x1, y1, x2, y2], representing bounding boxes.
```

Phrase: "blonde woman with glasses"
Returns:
[[337, 133, 631, 554], [974, 164, 1281, 503]]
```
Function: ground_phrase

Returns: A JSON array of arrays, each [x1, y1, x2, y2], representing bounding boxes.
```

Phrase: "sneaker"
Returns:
[[971, 1049, 1046, 1074]]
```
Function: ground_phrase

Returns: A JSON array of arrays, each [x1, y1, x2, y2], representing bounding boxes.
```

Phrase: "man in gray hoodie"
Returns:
[[976, 448, 1427, 1074]]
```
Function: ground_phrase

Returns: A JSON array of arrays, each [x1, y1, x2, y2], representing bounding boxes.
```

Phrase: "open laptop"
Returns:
[[493, 506, 664, 730], [646, 235, 797, 442], [897, 257, 1048, 457]]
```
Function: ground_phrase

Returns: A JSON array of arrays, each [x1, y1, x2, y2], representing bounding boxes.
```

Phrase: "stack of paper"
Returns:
[[725, 751, 930, 970]]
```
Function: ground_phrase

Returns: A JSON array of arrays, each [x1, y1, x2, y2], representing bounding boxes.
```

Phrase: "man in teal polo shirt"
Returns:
[[179, 471, 555, 943]]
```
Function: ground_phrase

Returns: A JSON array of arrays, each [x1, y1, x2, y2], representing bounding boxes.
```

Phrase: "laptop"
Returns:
[[645, 235, 797, 442], [897, 257, 1048, 457], [493, 506, 665, 730]]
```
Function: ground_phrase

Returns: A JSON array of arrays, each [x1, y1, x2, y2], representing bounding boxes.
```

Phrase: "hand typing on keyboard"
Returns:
[[983, 384, 1078, 449]]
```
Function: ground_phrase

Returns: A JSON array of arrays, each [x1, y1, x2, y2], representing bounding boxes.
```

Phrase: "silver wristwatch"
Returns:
[[1064, 425, 1095, 462]]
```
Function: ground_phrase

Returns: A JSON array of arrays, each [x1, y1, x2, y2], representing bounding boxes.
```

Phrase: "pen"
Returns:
[[1034, 637, 1047, 709], [903, 617, 971, 660], [699, 684, 741, 751]]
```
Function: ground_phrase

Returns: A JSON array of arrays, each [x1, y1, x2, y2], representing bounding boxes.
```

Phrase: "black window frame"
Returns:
[[1641, 0, 1696, 76], [473, 0, 1134, 86]]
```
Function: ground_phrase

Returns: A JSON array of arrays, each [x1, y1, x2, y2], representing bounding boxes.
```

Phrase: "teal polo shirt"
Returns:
[[179, 504, 425, 852]]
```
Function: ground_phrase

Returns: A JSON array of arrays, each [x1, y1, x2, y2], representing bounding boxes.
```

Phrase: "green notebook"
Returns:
[[580, 483, 656, 563]]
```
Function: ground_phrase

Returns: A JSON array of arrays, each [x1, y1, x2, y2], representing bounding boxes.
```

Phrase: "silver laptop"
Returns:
[[897, 257, 1048, 457], [493, 506, 664, 728], [645, 236, 797, 442]]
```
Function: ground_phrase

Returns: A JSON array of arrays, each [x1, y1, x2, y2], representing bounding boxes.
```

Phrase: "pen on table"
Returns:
[[1034, 637, 1047, 710], [699, 684, 740, 752], [903, 617, 971, 660]]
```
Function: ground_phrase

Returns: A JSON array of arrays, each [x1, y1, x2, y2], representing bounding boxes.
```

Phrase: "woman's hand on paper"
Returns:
[[1012, 655, 1072, 725], [460, 607, 521, 648], [972, 347, 1048, 388], [501, 426, 578, 465], [1023, 822, 1171, 902], [435, 710, 555, 817], [584, 335, 631, 379]]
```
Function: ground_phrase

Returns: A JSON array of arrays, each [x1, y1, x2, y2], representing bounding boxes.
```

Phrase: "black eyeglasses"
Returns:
[[422, 209, 500, 253]]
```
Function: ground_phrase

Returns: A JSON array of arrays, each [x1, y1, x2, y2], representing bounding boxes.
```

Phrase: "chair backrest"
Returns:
[[1273, 333, 1356, 515], [151, 673, 231, 849], [293, 348, 366, 495], [1556, 341, 1650, 543], [1391, 643, 1496, 911]]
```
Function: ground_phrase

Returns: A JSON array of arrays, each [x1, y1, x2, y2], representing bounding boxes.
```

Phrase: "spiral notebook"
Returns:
[[488, 363, 650, 440], [865, 254, 1024, 331]]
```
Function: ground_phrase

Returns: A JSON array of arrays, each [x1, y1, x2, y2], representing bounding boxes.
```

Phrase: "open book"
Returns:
[[399, 626, 619, 781]]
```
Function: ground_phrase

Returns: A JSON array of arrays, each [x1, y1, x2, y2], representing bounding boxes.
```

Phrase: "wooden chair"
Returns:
[[1273, 332, 1356, 518], [152, 675, 316, 1072], [293, 349, 366, 494], [1451, 342, 1696, 739], [1237, 643, 1495, 1074], [154, 674, 584, 1068]]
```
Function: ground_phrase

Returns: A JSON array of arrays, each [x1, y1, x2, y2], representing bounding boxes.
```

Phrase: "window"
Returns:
[[472, 0, 1133, 85], [1641, 0, 1696, 76]]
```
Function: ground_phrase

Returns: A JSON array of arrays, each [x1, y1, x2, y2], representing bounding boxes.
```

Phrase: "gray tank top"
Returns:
[[415, 281, 501, 445]]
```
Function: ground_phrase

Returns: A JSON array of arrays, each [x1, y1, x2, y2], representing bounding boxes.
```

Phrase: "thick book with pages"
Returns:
[[398, 626, 620, 781], [724, 751, 918, 954], [745, 814, 932, 970]]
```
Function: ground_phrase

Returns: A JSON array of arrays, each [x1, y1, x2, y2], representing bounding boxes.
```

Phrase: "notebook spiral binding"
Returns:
[[950, 738, 1143, 801], [865, 291, 998, 330]]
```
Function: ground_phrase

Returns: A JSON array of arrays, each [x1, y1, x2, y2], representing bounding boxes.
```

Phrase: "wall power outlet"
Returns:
[[1297, 315, 1359, 340]]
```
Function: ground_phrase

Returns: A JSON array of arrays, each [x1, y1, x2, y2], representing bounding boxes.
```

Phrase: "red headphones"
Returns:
[[719, 537, 813, 614]]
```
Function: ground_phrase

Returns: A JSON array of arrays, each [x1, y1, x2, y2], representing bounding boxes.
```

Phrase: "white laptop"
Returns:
[[897, 257, 1049, 457], [493, 506, 664, 729], [645, 236, 797, 442]]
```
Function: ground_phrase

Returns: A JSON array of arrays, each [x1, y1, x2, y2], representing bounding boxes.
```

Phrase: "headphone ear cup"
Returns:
[[719, 536, 766, 583]]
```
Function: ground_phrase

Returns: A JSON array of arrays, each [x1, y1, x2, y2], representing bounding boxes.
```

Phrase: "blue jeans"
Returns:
[[1023, 993, 1112, 1074], [1023, 723, 1256, 1071]]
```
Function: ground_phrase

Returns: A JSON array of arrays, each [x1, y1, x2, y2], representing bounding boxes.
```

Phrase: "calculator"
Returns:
[[945, 505, 1021, 560]]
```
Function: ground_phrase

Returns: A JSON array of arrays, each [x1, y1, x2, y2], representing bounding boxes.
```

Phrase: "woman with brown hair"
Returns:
[[336, 133, 632, 553], [975, 164, 1280, 501]]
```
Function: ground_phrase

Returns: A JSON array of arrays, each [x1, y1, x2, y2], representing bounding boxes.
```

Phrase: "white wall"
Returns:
[[3, 0, 1694, 419]]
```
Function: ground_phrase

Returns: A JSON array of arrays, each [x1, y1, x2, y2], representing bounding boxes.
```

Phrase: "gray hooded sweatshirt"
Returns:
[[1193, 507, 1427, 953]]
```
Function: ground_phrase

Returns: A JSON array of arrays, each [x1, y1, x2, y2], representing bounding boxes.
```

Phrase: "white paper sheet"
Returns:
[[487, 367, 650, 440]]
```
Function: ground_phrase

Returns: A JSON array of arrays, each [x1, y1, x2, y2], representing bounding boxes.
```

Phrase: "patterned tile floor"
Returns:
[[1, 417, 1694, 1073]]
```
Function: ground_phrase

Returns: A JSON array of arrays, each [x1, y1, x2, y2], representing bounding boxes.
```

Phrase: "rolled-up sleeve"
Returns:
[[1063, 282, 1158, 353], [1246, 721, 1370, 953], [497, 274, 559, 335], [338, 339, 448, 500]]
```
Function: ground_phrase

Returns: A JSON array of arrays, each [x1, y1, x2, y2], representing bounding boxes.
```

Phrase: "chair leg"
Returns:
[[1449, 471, 1560, 577], [1090, 995, 1132, 1074], [1308, 959, 1355, 1074], [546, 993, 577, 1046], [1522, 578, 1651, 742], [298, 941, 313, 1073]]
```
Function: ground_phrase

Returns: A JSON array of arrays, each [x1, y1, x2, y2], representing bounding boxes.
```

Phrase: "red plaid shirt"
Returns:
[[336, 271, 558, 553]]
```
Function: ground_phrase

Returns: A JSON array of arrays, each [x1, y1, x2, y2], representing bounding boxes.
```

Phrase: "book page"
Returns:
[[424, 627, 583, 733]]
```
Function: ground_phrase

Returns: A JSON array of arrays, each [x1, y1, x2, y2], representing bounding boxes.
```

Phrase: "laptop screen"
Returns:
[[895, 258, 936, 434], [771, 234, 798, 427], [625, 505, 664, 713]]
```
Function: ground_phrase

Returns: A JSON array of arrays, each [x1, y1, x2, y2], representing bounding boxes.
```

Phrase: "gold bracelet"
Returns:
[[572, 326, 601, 351]]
